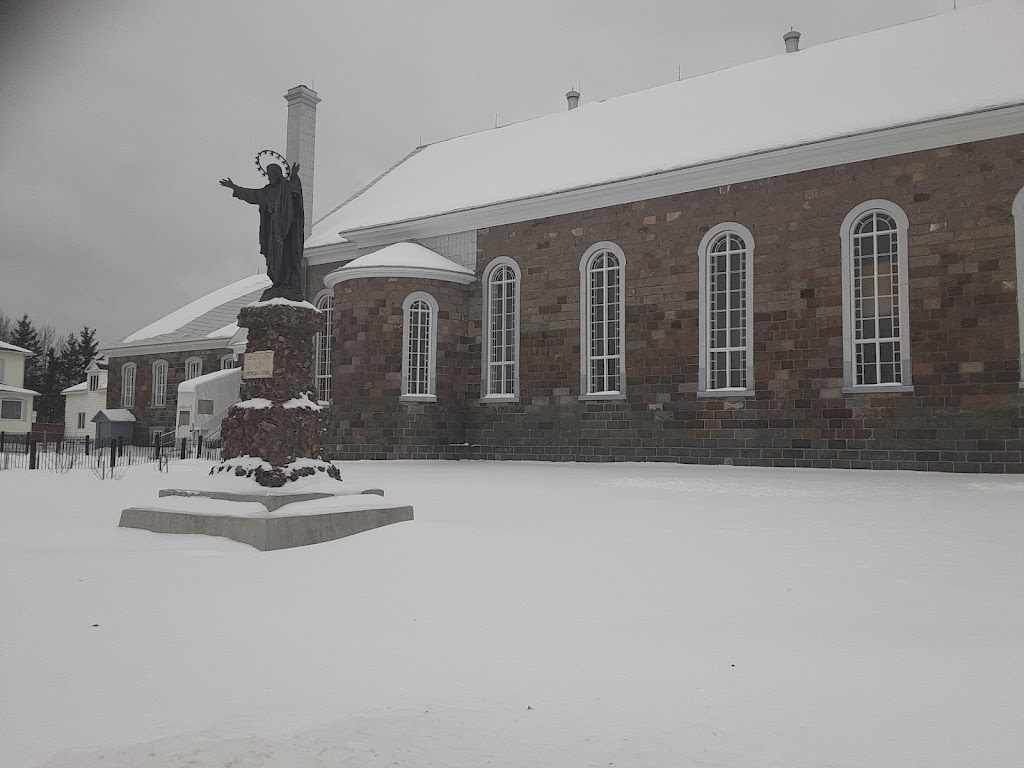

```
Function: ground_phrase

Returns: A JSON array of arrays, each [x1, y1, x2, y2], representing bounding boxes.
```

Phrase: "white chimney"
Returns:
[[784, 29, 801, 53], [284, 84, 320, 237], [566, 88, 580, 111]]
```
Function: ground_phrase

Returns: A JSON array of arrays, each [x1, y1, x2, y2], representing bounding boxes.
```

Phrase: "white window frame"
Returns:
[[314, 290, 334, 404], [152, 360, 168, 407], [401, 291, 438, 403], [698, 223, 756, 397], [88, 373, 99, 391], [77, 412, 86, 429], [184, 356, 202, 381], [0, 357, 5, 383], [840, 200, 913, 393], [220, 354, 235, 370], [481, 257, 521, 402], [121, 362, 136, 408], [0, 399, 24, 420], [579, 241, 627, 400], [1013, 186, 1024, 388]]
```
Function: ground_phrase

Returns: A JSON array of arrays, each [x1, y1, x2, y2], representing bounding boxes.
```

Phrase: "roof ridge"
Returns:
[[312, 146, 426, 229]]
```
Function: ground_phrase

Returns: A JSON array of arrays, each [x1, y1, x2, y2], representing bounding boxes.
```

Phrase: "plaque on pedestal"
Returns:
[[243, 350, 274, 379]]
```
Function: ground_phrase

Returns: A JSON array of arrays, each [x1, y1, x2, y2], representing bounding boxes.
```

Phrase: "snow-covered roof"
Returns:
[[0, 383, 40, 396], [177, 366, 240, 394], [107, 274, 271, 353], [309, 0, 1024, 244], [61, 382, 88, 395], [93, 408, 136, 423], [0, 340, 34, 356], [323, 242, 475, 287]]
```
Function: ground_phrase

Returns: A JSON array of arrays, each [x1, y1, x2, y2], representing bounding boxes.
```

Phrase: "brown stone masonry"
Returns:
[[330, 277, 470, 458], [106, 348, 228, 440], [327, 135, 1024, 472]]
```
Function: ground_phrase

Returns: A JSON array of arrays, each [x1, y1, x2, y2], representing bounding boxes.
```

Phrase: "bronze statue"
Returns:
[[220, 162, 304, 302]]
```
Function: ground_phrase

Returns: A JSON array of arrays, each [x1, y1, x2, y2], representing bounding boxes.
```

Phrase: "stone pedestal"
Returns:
[[220, 301, 334, 485]]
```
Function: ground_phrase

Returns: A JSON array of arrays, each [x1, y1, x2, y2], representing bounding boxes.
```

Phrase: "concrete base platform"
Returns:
[[119, 486, 412, 550]]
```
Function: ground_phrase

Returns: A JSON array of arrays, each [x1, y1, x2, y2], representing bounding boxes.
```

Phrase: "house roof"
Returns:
[[0, 383, 40, 396], [93, 409, 136, 423], [308, 0, 1024, 246], [105, 274, 271, 354], [324, 242, 476, 287], [0, 340, 34, 356], [61, 382, 89, 395]]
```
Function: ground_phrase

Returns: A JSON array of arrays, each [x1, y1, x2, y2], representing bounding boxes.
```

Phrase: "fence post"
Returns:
[[85, 435, 91, 456], [1, 431, 5, 453], [109, 440, 117, 468], [29, 440, 37, 470], [180, 437, 187, 460], [196, 434, 204, 460], [117, 436, 124, 458]]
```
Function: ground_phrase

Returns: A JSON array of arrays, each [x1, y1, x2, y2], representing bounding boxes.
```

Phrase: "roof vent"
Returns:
[[566, 88, 580, 111], [784, 29, 801, 53]]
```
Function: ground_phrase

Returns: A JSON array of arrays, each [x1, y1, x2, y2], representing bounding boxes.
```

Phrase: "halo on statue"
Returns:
[[254, 149, 291, 179]]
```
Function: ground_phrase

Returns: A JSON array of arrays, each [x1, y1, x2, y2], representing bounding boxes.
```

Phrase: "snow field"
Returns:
[[1, 460, 1022, 767]]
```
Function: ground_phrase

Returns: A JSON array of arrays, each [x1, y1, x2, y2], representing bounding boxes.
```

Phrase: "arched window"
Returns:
[[401, 292, 438, 401], [482, 257, 520, 400], [1013, 187, 1024, 387], [699, 223, 755, 395], [841, 201, 912, 391], [152, 360, 168, 407], [220, 354, 235, 370], [184, 357, 202, 381], [314, 291, 334, 403], [121, 362, 136, 408], [580, 242, 626, 398]]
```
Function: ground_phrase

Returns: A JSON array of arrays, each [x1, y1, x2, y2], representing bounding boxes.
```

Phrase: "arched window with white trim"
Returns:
[[841, 200, 912, 392], [121, 362, 136, 408], [580, 242, 626, 399], [401, 292, 438, 401], [698, 223, 755, 395], [1013, 186, 1024, 387], [482, 257, 520, 400], [220, 354, 235, 370], [152, 360, 168, 407], [184, 356, 202, 381], [314, 291, 334, 403]]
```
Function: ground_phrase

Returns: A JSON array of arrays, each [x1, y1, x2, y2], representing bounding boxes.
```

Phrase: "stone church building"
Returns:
[[109, 1, 1024, 472]]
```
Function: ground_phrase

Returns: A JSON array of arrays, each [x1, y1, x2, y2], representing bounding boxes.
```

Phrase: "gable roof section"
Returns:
[[0, 340, 34, 356], [310, 0, 1024, 246], [104, 274, 271, 355]]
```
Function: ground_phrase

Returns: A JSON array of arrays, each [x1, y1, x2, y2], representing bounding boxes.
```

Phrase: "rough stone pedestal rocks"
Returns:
[[219, 301, 335, 485]]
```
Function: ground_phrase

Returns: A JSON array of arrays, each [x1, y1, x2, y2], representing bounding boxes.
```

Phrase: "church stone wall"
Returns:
[[330, 277, 471, 458], [106, 348, 228, 441], [325, 134, 1024, 472]]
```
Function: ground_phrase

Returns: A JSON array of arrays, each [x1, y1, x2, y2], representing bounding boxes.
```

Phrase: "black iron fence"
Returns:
[[0, 432, 222, 471]]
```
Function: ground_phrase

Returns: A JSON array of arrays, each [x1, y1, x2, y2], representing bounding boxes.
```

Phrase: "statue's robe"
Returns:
[[233, 172, 304, 298]]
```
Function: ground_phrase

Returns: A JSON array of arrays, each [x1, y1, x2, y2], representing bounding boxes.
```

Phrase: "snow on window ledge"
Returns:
[[400, 394, 437, 404], [480, 394, 519, 404], [578, 391, 626, 402]]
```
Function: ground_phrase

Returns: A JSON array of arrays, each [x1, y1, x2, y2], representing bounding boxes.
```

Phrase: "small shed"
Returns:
[[92, 408, 136, 444]]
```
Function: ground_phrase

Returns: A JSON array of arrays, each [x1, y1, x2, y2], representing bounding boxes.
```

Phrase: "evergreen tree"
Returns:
[[36, 348, 62, 424], [59, 333, 82, 391], [76, 326, 99, 378], [10, 314, 42, 391]]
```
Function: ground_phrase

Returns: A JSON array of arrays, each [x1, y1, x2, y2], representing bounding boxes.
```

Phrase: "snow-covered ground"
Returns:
[[1, 460, 1022, 767]]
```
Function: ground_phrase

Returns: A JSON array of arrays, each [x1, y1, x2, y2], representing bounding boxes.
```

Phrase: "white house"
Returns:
[[61, 357, 109, 439], [0, 340, 40, 436]]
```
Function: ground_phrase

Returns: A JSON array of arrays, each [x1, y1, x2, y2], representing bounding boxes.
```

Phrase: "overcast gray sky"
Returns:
[[0, 0, 980, 346]]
